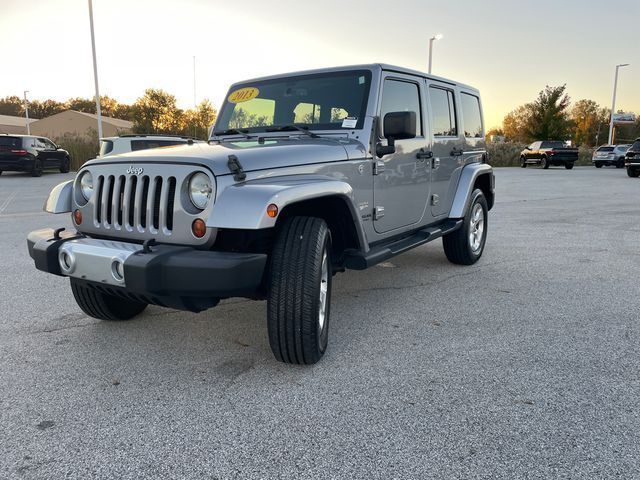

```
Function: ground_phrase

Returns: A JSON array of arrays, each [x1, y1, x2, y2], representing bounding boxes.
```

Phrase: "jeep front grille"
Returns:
[[75, 163, 215, 246], [94, 174, 177, 234]]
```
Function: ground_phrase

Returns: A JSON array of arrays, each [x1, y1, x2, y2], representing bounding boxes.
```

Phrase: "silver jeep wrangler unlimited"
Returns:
[[28, 64, 494, 364]]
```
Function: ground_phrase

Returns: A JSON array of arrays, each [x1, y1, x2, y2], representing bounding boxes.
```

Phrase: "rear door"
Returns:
[[43, 138, 64, 166], [427, 82, 465, 217], [373, 74, 430, 234]]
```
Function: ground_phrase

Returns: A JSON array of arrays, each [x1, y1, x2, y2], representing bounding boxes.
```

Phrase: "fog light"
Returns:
[[192, 218, 206, 238], [111, 259, 125, 282], [59, 250, 75, 274], [267, 204, 278, 218], [73, 209, 82, 225]]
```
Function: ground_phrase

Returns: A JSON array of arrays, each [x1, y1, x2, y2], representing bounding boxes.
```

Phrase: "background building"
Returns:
[[29, 110, 132, 139], [0, 114, 36, 134]]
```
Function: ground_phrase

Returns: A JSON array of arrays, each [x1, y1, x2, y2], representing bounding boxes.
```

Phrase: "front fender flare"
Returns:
[[449, 163, 494, 218], [206, 176, 367, 249], [44, 180, 73, 213]]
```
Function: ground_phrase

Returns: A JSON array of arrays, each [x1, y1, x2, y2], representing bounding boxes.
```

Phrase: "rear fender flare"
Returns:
[[449, 163, 494, 218]]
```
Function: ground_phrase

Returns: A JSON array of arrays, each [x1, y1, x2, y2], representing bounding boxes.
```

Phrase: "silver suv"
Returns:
[[592, 144, 631, 168], [27, 64, 494, 364]]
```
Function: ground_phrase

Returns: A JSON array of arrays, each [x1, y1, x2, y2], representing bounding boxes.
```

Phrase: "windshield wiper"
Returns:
[[212, 128, 252, 139], [265, 125, 320, 138]]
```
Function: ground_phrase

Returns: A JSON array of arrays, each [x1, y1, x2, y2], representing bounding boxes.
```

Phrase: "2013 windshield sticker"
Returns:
[[341, 117, 358, 128], [228, 87, 260, 103]]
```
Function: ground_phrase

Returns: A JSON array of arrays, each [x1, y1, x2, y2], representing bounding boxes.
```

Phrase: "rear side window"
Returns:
[[541, 141, 566, 149], [0, 136, 21, 149], [99, 140, 114, 156], [380, 79, 422, 137], [460, 93, 483, 138], [429, 87, 457, 137], [597, 147, 614, 152], [130, 139, 187, 151]]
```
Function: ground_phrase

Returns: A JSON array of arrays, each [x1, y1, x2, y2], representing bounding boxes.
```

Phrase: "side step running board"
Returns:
[[344, 219, 463, 270]]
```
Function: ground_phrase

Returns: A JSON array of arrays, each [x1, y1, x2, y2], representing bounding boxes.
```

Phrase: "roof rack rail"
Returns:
[[118, 133, 197, 139]]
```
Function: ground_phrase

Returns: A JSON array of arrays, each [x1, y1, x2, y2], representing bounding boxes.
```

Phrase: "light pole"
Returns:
[[23, 90, 30, 135], [428, 34, 443, 75], [88, 0, 103, 140], [607, 63, 629, 145]]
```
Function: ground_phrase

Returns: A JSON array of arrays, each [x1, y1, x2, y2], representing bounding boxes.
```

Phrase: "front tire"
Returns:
[[267, 216, 332, 364], [616, 158, 625, 169], [565, 162, 574, 170], [595, 162, 603, 168], [70, 278, 147, 320], [628, 168, 640, 178], [520, 156, 527, 168], [443, 189, 488, 265], [60, 156, 70, 173]]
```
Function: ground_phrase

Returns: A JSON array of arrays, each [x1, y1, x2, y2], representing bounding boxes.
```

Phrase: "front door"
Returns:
[[373, 75, 430, 234], [427, 83, 465, 217]]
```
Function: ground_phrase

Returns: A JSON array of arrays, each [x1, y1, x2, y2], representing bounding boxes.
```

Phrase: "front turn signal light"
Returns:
[[73, 209, 82, 225], [192, 218, 206, 238], [267, 204, 278, 218]]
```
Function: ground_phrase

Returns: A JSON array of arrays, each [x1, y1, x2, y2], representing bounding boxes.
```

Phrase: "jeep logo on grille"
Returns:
[[126, 166, 144, 175]]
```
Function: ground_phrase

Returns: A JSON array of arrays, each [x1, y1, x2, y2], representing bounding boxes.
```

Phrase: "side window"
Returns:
[[460, 93, 483, 138], [380, 79, 422, 137], [429, 87, 458, 137], [36, 138, 48, 149], [44, 139, 57, 149]]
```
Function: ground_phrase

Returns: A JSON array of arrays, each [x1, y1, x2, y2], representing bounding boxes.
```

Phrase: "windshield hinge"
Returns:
[[373, 160, 385, 175], [227, 155, 246, 181]]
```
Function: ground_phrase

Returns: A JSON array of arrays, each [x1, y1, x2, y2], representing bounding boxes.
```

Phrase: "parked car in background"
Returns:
[[0, 134, 70, 177], [624, 138, 640, 177], [520, 141, 578, 169], [99, 134, 203, 157], [592, 144, 631, 168]]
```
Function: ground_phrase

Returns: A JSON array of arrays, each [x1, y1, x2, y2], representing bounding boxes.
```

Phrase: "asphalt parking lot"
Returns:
[[1, 166, 639, 479]]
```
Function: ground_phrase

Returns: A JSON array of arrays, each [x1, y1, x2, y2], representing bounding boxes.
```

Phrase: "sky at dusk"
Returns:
[[1, 0, 639, 129]]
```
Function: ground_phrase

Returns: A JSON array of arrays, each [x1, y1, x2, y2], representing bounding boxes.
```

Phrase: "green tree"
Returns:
[[27, 99, 66, 119], [502, 104, 532, 142], [524, 85, 571, 141], [0, 96, 24, 116], [570, 99, 609, 147], [182, 99, 217, 139], [132, 89, 183, 134]]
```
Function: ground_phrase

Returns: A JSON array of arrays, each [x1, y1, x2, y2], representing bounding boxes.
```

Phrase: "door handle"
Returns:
[[416, 149, 433, 160], [451, 148, 464, 157]]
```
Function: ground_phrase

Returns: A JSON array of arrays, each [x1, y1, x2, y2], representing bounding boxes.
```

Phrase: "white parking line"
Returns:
[[0, 190, 18, 214]]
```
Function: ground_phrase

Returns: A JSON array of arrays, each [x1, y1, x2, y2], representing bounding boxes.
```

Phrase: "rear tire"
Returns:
[[565, 162, 574, 170], [627, 168, 640, 178], [541, 157, 550, 169], [520, 156, 527, 168], [70, 278, 147, 321], [616, 158, 624, 169], [31, 159, 43, 177], [595, 162, 603, 168], [267, 216, 332, 364], [60, 156, 70, 173], [443, 189, 488, 265]]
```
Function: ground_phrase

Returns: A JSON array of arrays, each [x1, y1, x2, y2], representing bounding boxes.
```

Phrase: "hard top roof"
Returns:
[[228, 63, 479, 94]]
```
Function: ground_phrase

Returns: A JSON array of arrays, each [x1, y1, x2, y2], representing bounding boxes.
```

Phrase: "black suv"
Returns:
[[0, 134, 70, 177], [625, 138, 640, 178]]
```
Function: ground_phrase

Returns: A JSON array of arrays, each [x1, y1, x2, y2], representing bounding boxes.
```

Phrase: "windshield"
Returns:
[[631, 141, 640, 151], [215, 70, 372, 134], [99, 140, 113, 156]]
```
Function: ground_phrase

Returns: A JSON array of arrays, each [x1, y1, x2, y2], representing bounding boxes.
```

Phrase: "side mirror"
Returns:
[[377, 111, 416, 157]]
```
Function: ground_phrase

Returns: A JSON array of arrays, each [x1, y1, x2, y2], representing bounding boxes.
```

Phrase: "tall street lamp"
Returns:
[[608, 63, 629, 145], [23, 90, 30, 135], [88, 0, 103, 141], [428, 34, 443, 75]]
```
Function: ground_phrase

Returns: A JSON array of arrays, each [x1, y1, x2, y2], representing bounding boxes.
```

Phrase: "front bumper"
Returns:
[[27, 228, 268, 311]]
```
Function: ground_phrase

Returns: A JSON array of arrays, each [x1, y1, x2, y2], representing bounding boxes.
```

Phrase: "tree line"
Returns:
[[0, 89, 217, 140], [488, 85, 640, 146]]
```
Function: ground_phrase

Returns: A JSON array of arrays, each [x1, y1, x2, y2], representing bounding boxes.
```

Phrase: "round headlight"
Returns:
[[189, 172, 213, 210], [79, 171, 94, 201]]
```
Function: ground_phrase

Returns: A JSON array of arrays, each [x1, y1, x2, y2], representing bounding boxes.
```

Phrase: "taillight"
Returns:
[[548, 150, 555, 155], [10, 149, 28, 155]]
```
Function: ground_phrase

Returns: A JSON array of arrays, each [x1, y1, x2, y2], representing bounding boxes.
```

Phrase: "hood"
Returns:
[[85, 137, 368, 176]]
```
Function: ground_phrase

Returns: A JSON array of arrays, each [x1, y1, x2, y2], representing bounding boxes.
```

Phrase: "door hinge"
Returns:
[[431, 194, 439, 206], [373, 160, 385, 175], [374, 205, 385, 220]]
